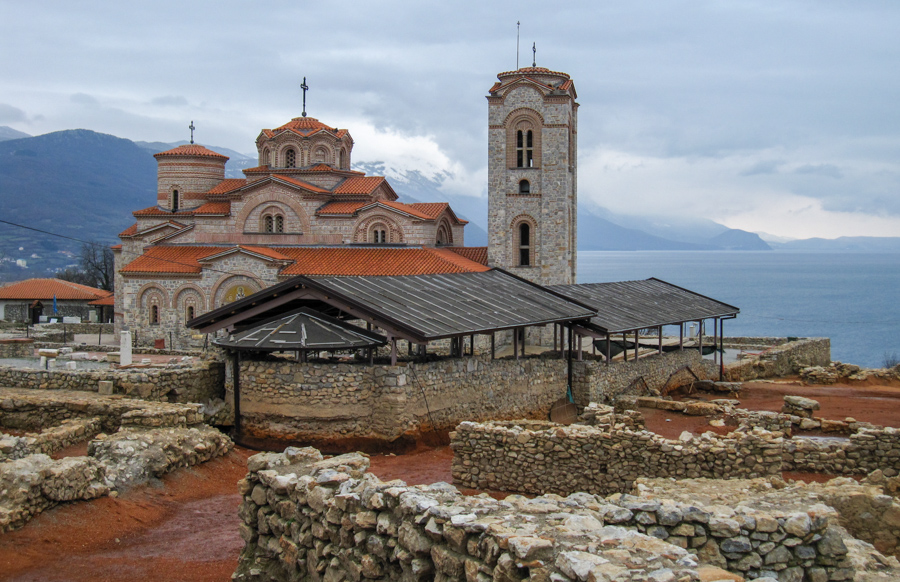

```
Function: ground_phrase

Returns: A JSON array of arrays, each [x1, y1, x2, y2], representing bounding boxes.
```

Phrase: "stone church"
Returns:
[[115, 64, 578, 347]]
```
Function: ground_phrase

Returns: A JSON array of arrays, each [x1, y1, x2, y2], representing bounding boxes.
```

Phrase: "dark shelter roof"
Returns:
[[214, 307, 386, 352], [547, 278, 739, 334], [188, 269, 597, 342]]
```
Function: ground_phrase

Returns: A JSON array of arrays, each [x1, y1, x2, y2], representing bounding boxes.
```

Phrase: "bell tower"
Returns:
[[486, 65, 578, 286]]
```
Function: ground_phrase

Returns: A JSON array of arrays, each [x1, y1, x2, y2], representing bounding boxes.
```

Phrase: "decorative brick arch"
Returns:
[[137, 283, 170, 309], [276, 143, 299, 168], [235, 190, 311, 234], [310, 142, 333, 166], [353, 214, 405, 244], [260, 147, 270, 167], [211, 273, 263, 309], [174, 284, 206, 311], [435, 218, 453, 246], [504, 108, 544, 170], [510, 214, 538, 267]]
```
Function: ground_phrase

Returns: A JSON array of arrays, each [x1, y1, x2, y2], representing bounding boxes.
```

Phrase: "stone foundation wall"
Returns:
[[0, 360, 224, 405], [723, 338, 831, 381], [0, 417, 103, 460], [0, 387, 206, 434], [233, 448, 864, 582], [237, 355, 568, 443], [782, 428, 900, 477], [573, 349, 716, 407], [0, 338, 33, 358], [0, 425, 232, 532], [450, 420, 783, 496], [235, 349, 722, 445]]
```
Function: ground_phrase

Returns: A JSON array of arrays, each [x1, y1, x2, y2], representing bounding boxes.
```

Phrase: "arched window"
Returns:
[[516, 130, 534, 168], [518, 180, 530, 195], [150, 304, 160, 325], [374, 229, 387, 243], [518, 223, 531, 266], [339, 149, 346, 169], [285, 148, 296, 168], [261, 148, 270, 167], [274, 215, 284, 233], [171, 190, 180, 212], [186, 305, 195, 321], [263, 215, 274, 233], [262, 212, 284, 233]]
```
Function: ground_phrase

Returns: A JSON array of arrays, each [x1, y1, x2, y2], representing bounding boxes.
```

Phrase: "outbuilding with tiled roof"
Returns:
[[0, 278, 113, 323]]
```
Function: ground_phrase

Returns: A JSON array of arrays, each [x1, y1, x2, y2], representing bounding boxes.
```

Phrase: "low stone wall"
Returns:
[[782, 428, 900, 477], [573, 348, 716, 406], [0, 425, 232, 532], [450, 420, 782, 496], [0, 359, 224, 405], [0, 387, 206, 434], [0, 338, 33, 358], [233, 448, 875, 582], [723, 338, 831, 381], [0, 417, 103, 460]]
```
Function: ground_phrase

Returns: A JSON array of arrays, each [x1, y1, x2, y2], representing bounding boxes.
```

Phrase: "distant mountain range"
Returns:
[[0, 125, 897, 280]]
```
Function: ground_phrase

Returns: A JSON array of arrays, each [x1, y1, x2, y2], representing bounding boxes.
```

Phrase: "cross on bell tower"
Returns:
[[189, 121, 195, 144], [301, 77, 309, 118]]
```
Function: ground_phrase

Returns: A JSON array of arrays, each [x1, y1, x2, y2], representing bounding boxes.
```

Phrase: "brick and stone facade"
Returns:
[[487, 66, 578, 287], [116, 115, 472, 347]]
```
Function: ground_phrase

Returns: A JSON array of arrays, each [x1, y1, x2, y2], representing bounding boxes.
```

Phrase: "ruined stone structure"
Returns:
[[232, 447, 899, 582], [487, 65, 578, 287]]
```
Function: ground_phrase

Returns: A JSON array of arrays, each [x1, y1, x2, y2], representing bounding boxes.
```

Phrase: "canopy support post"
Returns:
[[390, 337, 397, 366]]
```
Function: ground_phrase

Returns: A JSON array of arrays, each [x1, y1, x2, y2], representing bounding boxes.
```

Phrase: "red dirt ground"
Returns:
[[2, 379, 898, 581]]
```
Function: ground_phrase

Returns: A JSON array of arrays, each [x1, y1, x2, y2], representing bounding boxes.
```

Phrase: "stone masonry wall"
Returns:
[[232, 448, 865, 582], [782, 428, 900, 477], [0, 338, 33, 358], [0, 360, 224, 404], [237, 355, 568, 444], [723, 338, 831, 381], [451, 421, 782, 497]]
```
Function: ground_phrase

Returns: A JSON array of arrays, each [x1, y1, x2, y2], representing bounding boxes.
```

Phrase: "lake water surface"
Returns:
[[578, 251, 900, 368]]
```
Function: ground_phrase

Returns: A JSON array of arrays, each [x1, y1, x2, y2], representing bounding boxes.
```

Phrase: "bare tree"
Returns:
[[56, 241, 115, 292]]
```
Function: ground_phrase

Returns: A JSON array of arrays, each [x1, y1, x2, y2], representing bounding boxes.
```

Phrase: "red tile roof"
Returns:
[[406, 202, 450, 219], [445, 246, 488, 266], [0, 279, 110, 301], [191, 202, 231, 214], [88, 295, 115, 306], [120, 246, 225, 275], [272, 174, 332, 193], [198, 246, 291, 262], [263, 117, 349, 139], [307, 163, 334, 172], [376, 200, 437, 220], [206, 179, 247, 194], [497, 66, 570, 79], [243, 165, 269, 173], [333, 176, 385, 195], [119, 223, 138, 237], [277, 247, 490, 277], [111, 244, 122, 250], [315, 201, 368, 216], [153, 144, 229, 160]]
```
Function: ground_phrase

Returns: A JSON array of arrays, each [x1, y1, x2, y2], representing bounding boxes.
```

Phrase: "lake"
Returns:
[[577, 251, 900, 369]]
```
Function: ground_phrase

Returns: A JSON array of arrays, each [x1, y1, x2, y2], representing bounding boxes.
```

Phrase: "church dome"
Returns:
[[153, 144, 229, 161]]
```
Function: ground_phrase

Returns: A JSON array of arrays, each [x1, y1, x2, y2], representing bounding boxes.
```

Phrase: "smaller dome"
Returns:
[[153, 144, 229, 161], [497, 66, 570, 80], [274, 117, 339, 135]]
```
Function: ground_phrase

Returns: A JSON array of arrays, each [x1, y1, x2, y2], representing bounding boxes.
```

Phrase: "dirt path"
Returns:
[[0, 447, 253, 582]]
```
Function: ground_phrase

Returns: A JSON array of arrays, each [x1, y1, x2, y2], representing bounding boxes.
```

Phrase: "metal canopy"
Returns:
[[214, 307, 385, 351], [189, 269, 596, 342], [548, 278, 739, 334]]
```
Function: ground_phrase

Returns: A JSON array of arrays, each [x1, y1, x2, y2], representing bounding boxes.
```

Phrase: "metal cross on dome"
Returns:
[[532, 42, 536, 67], [301, 77, 309, 118], [189, 121, 195, 144]]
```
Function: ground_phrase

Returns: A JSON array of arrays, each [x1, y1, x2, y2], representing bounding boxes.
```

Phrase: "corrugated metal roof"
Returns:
[[188, 269, 596, 342], [547, 278, 739, 334], [214, 307, 385, 351], [301, 270, 596, 341]]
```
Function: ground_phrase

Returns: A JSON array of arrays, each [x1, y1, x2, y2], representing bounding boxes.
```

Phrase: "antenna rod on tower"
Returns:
[[516, 21, 520, 69]]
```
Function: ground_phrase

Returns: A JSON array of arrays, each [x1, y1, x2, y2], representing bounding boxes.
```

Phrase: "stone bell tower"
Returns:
[[487, 65, 578, 286]]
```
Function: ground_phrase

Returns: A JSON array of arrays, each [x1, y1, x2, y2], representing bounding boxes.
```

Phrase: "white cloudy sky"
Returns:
[[1, 1, 899, 239]]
